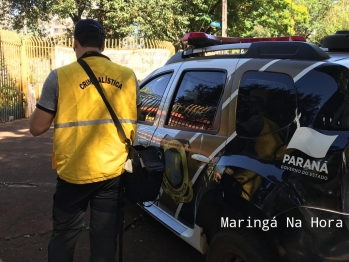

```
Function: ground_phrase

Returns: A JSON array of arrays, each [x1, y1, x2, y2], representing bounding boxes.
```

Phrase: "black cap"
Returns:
[[74, 19, 105, 37]]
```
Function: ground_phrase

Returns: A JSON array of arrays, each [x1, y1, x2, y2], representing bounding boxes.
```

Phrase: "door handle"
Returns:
[[191, 154, 210, 163]]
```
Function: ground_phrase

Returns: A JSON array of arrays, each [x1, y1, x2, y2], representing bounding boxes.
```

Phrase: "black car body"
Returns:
[[135, 31, 349, 262]]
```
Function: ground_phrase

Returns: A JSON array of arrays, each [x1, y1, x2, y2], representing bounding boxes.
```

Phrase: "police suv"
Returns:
[[135, 31, 349, 262]]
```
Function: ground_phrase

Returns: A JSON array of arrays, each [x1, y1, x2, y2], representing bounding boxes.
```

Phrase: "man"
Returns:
[[29, 19, 141, 262]]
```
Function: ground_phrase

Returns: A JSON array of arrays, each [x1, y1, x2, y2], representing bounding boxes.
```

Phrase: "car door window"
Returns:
[[139, 72, 172, 122], [166, 70, 226, 130], [236, 71, 296, 137]]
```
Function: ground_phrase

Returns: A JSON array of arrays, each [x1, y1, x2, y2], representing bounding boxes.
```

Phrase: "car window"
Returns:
[[166, 70, 225, 130], [139, 72, 172, 122], [236, 71, 296, 137]]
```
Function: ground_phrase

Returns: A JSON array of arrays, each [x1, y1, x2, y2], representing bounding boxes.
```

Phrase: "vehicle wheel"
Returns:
[[206, 229, 276, 262]]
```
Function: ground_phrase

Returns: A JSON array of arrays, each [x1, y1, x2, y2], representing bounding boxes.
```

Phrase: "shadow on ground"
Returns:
[[0, 119, 205, 262]]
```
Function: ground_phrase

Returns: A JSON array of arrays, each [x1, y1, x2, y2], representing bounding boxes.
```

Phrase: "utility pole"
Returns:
[[222, 0, 227, 37]]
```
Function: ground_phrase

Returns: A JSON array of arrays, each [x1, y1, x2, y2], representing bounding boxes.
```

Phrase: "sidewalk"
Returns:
[[0, 119, 203, 262]]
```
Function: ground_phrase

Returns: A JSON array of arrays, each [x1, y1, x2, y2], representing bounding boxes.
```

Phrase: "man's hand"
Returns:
[[29, 108, 55, 136]]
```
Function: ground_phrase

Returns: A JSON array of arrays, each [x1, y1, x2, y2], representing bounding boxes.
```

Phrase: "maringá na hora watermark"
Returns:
[[221, 216, 343, 231]]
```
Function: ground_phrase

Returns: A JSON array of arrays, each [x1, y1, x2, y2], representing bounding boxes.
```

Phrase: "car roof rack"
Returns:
[[182, 32, 307, 48], [165, 32, 330, 64], [244, 41, 330, 60], [322, 31, 349, 52]]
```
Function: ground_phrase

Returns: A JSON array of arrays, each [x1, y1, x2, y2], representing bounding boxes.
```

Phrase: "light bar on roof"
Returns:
[[182, 32, 221, 47], [182, 32, 306, 48]]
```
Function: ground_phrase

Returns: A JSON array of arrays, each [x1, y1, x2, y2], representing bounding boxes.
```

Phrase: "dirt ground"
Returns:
[[0, 119, 205, 262]]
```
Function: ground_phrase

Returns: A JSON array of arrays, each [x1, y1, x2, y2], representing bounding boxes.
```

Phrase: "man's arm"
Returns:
[[29, 109, 55, 136], [29, 70, 58, 136]]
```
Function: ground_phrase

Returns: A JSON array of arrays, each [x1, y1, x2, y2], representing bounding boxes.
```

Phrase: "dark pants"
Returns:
[[48, 175, 122, 262]]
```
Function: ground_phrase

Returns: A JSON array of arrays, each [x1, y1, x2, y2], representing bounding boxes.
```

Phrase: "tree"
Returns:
[[311, 0, 349, 45], [0, 0, 321, 49], [293, 0, 334, 39], [0, 1, 12, 30], [228, 0, 309, 37], [90, 0, 222, 50], [1, 0, 53, 34], [51, 0, 91, 25]]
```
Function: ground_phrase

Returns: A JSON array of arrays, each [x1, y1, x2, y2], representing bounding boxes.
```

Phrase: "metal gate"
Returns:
[[0, 31, 25, 122], [0, 30, 175, 123]]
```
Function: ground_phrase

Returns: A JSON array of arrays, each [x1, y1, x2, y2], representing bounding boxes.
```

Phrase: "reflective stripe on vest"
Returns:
[[54, 118, 137, 128]]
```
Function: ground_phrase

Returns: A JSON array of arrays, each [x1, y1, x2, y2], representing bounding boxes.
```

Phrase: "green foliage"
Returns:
[[2, 0, 53, 34], [91, 0, 221, 50], [1, 0, 346, 50], [227, 0, 309, 37], [51, 0, 89, 24], [310, 0, 349, 45], [293, 0, 334, 39]]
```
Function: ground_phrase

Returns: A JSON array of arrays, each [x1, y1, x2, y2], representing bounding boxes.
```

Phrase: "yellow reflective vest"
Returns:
[[53, 54, 137, 184]]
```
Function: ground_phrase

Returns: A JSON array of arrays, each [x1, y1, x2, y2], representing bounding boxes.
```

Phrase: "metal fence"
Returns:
[[0, 31, 24, 122], [0, 30, 175, 122], [24, 36, 55, 101]]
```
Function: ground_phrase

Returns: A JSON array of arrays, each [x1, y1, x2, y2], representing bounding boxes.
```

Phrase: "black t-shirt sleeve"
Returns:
[[36, 103, 56, 115]]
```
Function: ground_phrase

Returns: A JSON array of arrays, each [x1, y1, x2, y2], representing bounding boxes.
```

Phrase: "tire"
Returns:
[[206, 229, 277, 262]]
